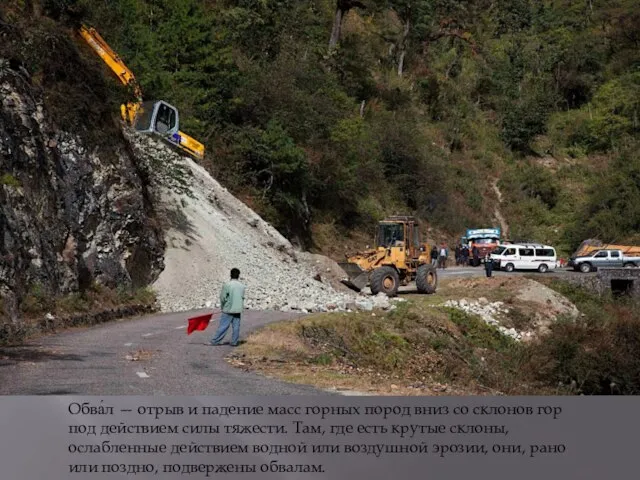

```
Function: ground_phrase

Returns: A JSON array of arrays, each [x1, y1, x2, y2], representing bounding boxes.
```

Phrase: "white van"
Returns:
[[490, 243, 558, 273]]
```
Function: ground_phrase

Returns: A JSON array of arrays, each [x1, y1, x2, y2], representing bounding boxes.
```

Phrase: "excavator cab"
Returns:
[[132, 100, 180, 136]]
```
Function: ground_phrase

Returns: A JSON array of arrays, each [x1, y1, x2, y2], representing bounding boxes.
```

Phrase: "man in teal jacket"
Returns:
[[209, 268, 246, 347]]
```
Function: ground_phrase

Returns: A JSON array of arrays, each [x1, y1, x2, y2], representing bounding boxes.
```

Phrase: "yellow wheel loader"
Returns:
[[338, 216, 437, 297]]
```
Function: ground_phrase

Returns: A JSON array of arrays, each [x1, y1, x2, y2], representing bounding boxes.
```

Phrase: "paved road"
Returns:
[[0, 309, 334, 396], [396, 265, 587, 293], [0, 266, 586, 395], [435, 265, 579, 278]]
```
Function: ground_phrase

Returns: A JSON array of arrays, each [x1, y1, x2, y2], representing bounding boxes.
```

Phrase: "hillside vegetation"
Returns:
[[4, 0, 640, 256]]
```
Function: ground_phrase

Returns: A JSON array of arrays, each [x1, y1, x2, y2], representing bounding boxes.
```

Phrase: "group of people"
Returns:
[[430, 243, 495, 278], [454, 243, 481, 267], [429, 243, 450, 269], [430, 243, 482, 269]]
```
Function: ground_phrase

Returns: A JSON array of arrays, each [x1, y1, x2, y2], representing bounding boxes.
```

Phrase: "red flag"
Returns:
[[187, 313, 213, 335]]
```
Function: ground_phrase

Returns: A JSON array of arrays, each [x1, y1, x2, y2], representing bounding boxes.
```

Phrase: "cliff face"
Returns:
[[0, 60, 165, 321]]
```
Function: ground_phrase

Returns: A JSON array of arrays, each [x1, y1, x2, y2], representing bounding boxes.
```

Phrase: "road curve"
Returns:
[[0, 267, 587, 395], [0, 310, 334, 396]]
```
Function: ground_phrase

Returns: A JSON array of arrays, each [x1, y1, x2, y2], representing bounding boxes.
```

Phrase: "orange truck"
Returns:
[[571, 239, 640, 258], [461, 228, 501, 266]]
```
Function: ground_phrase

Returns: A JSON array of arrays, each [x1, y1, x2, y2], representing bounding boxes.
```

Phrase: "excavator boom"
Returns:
[[79, 26, 142, 100]]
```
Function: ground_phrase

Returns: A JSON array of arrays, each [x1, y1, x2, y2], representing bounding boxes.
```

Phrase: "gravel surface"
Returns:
[[130, 134, 363, 314], [441, 298, 530, 341]]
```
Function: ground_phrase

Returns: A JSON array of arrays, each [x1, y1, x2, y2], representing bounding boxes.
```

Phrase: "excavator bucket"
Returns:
[[338, 262, 370, 292]]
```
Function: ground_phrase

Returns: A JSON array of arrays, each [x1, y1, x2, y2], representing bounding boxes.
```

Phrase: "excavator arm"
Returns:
[[78, 25, 205, 160], [79, 26, 141, 124], [79, 26, 141, 97]]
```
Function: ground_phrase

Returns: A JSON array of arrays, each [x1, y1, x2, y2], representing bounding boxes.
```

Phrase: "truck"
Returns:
[[571, 239, 640, 258], [461, 228, 501, 266], [569, 249, 640, 273]]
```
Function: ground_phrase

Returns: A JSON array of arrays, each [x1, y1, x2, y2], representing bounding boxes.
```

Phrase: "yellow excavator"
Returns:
[[338, 216, 437, 297], [78, 25, 205, 160]]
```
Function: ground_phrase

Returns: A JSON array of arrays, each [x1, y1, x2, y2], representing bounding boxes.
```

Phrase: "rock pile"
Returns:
[[131, 133, 379, 314], [442, 298, 532, 341]]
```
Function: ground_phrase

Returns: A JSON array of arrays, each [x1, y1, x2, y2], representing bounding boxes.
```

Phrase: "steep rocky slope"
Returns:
[[0, 29, 371, 325], [128, 134, 362, 313], [0, 60, 165, 322]]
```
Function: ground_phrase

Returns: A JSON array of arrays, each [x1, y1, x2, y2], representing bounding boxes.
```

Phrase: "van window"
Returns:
[[519, 248, 534, 257], [535, 248, 555, 257], [504, 248, 516, 256]]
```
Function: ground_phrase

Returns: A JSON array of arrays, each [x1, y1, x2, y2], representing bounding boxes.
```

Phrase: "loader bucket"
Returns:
[[338, 262, 370, 292]]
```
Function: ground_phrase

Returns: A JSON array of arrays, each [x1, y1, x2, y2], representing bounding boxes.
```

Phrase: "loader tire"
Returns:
[[416, 264, 437, 294], [370, 266, 400, 297]]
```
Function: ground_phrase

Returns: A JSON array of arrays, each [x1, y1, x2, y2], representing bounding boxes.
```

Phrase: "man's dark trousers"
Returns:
[[485, 261, 494, 277]]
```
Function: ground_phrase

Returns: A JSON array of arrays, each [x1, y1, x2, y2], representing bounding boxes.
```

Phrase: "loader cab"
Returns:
[[133, 100, 180, 137], [376, 222, 405, 248], [376, 217, 422, 259]]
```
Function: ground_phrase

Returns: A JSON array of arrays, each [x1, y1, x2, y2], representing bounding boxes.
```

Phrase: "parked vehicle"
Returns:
[[571, 239, 640, 258], [569, 249, 640, 273], [490, 243, 557, 273], [461, 228, 501, 266]]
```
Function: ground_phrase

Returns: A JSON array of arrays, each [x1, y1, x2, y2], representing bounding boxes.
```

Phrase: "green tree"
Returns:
[[567, 144, 640, 245]]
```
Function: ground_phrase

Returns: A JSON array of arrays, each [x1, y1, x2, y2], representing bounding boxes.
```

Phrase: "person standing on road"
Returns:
[[430, 245, 439, 266], [209, 268, 246, 347], [484, 254, 494, 278], [472, 245, 480, 267], [438, 243, 449, 269], [462, 245, 469, 266], [455, 244, 461, 266]]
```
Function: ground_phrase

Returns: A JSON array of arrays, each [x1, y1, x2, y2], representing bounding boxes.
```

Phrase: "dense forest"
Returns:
[[4, 0, 640, 255]]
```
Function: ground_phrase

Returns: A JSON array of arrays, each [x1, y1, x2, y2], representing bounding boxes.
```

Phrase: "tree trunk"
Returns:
[[329, 1, 366, 50], [397, 19, 410, 76], [329, 7, 344, 50]]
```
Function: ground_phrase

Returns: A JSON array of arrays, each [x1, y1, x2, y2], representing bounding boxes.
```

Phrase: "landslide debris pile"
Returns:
[[438, 278, 580, 342], [129, 133, 364, 313]]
